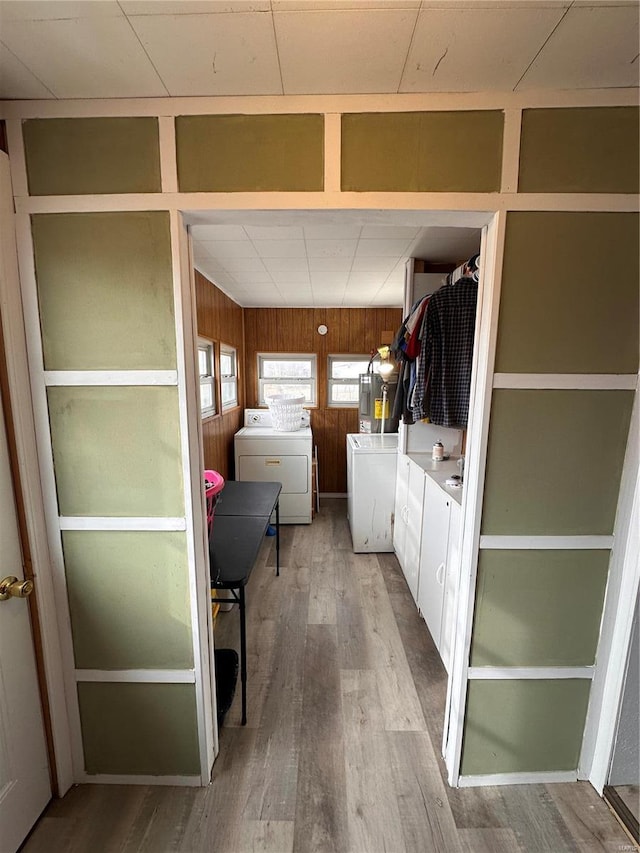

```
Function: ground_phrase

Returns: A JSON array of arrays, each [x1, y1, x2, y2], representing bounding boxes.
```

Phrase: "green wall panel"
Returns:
[[63, 531, 192, 670], [341, 111, 503, 192], [482, 389, 634, 535], [470, 550, 610, 667], [176, 114, 324, 192], [24, 117, 162, 195], [519, 107, 639, 194], [495, 212, 639, 374], [32, 212, 176, 370], [48, 386, 184, 517], [78, 682, 200, 775], [461, 679, 591, 775]]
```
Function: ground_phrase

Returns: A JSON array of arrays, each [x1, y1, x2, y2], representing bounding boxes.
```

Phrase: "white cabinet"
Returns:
[[417, 477, 461, 672], [393, 455, 425, 604]]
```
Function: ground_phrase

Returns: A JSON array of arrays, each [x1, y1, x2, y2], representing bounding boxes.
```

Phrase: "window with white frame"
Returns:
[[258, 353, 317, 406], [220, 344, 238, 410], [328, 354, 370, 407], [198, 338, 216, 418]]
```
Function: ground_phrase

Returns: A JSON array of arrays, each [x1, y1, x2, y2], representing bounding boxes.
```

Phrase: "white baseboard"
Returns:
[[80, 773, 204, 786], [458, 770, 578, 787]]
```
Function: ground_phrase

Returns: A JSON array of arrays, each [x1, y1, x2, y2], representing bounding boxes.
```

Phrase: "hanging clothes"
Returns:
[[412, 275, 478, 428]]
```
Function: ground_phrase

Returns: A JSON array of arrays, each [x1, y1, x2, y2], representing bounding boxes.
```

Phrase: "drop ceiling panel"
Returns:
[[518, 4, 640, 90], [244, 225, 303, 240], [0, 16, 167, 98], [303, 225, 363, 240], [401, 7, 566, 92], [122, 1, 270, 14], [275, 8, 418, 94], [0, 43, 53, 98], [198, 240, 258, 259], [350, 256, 400, 274], [0, 1, 122, 21], [263, 257, 309, 274], [190, 224, 248, 241], [252, 239, 307, 258], [356, 238, 413, 256], [217, 257, 267, 273], [306, 239, 358, 258], [128, 11, 282, 96], [308, 257, 354, 273]]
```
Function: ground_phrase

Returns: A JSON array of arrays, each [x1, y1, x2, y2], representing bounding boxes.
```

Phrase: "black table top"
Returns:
[[215, 480, 282, 518], [209, 515, 271, 588]]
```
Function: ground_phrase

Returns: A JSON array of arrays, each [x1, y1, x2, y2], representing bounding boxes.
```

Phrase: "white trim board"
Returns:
[[58, 517, 186, 531], [500, 108, 522, 195], [468, 667, 594, 680], [44, 370, 178, 386], [79, 773, 202, 787], [1, 88, 636, 120], [14, 192, 639, 216], [75, 670, 195, 683], [493, 374, 637, 390], [479, 535, 614, 550], [458, 770, 578, 788]]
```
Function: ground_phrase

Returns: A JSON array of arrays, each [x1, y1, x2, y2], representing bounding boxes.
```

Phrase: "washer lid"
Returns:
[[348, 433, 398, 452]]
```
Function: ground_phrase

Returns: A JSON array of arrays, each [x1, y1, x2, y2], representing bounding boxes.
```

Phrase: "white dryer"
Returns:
[[234, 409, 313, 524]]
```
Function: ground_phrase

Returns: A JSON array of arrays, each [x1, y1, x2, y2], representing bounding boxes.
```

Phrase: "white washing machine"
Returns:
[[234, 409, 313, 524]]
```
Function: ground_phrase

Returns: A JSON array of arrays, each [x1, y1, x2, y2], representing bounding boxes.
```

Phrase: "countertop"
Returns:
[[407, 453, 464, 506]]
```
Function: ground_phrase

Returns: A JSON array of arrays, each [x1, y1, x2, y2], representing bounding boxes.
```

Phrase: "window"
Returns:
[[258, 354, 317, 406], [198, 338, 216, 418], [220, 344, 238, 410], [328, 354, 370, 407]]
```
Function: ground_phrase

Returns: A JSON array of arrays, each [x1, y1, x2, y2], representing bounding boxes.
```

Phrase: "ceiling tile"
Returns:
[[0, 2, 122, 22], [306, 239, 358, 258], [275, 8, 418, 94], [190, 224, 248, 240], [271, 270, 311, 284], [218, 257, 267, 273], [518, 4, 640, 89], [401, 7, 566, 92], [199, 240, 258, 259], [348, 271, 387, 287], [308, 257, 353, 273], [360, 224, 421, 239], [310, 271, 349, 286], [356, 238, 413, 256], [274, 1, 419, 9], [0, 42, 53, 98], [251, 239, 307, 258], [121, 2, 270, 14], [303, 224, 362, 240], [0, 16, 166, 97], [350, 256, 400, 274], [244, 225, 304, 240], [229, 271, 274, 285], [263, 258, 309, 274], [128, 11, 282, 96]]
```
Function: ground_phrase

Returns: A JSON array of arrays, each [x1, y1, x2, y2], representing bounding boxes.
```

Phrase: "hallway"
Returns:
[[23, 501, 629, 853]]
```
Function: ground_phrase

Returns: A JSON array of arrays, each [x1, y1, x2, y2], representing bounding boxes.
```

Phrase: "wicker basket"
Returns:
[[266, 394, 305, 431]]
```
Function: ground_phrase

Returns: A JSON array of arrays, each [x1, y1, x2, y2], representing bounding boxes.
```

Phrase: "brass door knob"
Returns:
[[0, 575, 34, 601]]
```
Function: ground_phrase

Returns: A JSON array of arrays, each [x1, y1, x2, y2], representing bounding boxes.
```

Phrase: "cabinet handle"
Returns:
[[436, 562, 445, 585]]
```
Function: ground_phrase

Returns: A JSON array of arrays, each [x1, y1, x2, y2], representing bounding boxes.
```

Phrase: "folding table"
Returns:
[[208, 480, 282, 725]]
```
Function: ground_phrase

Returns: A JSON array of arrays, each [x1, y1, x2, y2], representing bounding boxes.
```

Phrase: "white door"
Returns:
[[0, 381, 51, 849], [417, 475, 452, 652], [404, 461, 426, 604]]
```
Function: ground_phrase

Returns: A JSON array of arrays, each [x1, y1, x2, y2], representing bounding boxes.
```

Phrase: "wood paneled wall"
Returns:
[[243, 307, 402, 493], [195, 270, 244, 480]]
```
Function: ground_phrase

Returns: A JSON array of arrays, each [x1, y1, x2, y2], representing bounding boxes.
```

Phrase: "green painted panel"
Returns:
[[176, 114, 324, 192], [519, 107, 639, 194], [461, 680, 591, 775], [495, 212, 639, 374], [78, 682, 200, 775], [341, 111, 503, 192], [48, 386, 184, 517], [23, 117, 162, 196], [482, 389, 634, 535], [32, 212, 176, 370], [470, 550, 610, 667], [64, 531, 192, 670]]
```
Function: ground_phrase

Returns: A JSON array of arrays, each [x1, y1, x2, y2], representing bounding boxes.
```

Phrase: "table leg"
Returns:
[[275, 500, 280, 577], [239, 586, 247, 726]]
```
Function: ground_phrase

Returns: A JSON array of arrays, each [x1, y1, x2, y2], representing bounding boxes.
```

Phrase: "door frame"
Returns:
[[0, 152, 73, 795]]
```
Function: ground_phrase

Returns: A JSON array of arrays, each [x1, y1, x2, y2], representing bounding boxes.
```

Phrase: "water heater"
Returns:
[[358, 373, 399, 434]]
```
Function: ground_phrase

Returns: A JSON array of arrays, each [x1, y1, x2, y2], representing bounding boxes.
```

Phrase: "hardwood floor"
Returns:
[[23, 500, 630, 853]]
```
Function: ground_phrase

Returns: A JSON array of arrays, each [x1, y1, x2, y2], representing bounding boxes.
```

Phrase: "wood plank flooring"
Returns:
[[23, 500, 631, 853]]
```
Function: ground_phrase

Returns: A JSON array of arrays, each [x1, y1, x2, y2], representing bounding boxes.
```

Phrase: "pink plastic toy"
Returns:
[[203, 469, 225, 536]]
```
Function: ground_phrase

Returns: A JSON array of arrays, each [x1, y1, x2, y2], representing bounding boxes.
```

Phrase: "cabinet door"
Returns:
[[393, 454, 410, 568], [417, 476, 451, 651], [404, 461, 425, 604], [440, 501, 461, 673]]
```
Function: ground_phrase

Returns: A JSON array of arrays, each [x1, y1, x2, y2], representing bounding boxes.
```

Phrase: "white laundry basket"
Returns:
[[266, 394, 305, 431]]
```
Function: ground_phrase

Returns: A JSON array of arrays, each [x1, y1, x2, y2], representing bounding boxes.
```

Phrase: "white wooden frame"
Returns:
[[2, 89, 637, 794]]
